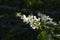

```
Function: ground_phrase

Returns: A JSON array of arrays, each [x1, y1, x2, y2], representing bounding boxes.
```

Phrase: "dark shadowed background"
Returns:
[[0, 0, 60, 40]]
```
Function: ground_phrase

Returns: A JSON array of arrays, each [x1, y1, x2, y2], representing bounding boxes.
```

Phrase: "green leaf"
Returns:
[[37, 30, 49, 40]]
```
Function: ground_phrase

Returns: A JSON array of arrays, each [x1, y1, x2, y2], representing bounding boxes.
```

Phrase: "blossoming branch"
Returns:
[[16, 12, 57, 30]]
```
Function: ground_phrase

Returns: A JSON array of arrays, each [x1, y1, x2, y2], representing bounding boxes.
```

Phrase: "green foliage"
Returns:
[[37, 30, 49, 40], [37, 22, 60, 40]]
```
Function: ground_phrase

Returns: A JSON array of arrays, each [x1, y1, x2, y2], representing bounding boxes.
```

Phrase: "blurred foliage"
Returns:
[[24, 0, 35, 8], [0, 0, 60, 10]]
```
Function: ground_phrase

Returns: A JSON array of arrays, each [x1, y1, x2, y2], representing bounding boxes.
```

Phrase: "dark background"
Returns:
[[0, 0, 60, 40]]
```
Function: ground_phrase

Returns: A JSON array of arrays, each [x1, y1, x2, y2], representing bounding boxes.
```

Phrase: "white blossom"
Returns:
[[50, 21, 57, 25], [17, 12, 58, 29], [34, 16, 38, 21], [30, 24, 36, 29], [23, 15, 28, 23], [40, 15, 53, 23], [46, 21, 57, 25], [16, 13, 21, 17]]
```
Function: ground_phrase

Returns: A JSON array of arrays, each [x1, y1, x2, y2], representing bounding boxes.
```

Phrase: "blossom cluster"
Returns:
[[16, 12, 57, 29]]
